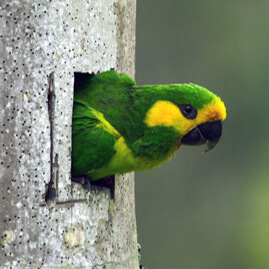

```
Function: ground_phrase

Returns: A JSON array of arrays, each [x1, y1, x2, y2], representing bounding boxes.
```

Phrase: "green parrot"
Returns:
[[72, 70, 226, 182]]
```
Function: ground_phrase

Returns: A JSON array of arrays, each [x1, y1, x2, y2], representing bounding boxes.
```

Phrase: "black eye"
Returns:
[[184, 105, 193, 114], [179, 104, 197, 119]]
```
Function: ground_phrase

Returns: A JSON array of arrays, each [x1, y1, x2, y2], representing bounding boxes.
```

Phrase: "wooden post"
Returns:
[[0, 0, 138, 267]]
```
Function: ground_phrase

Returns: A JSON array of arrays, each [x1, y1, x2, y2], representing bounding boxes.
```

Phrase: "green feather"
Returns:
[[72, 103, 117, 176], [72, 70, 225, 181]]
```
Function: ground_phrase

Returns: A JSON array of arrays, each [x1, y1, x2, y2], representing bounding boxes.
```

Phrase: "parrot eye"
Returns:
[[179, 104, 197, 119]]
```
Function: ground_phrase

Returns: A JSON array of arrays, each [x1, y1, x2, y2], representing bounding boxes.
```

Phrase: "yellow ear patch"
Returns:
[[144, 100, 194, 133], [144, 98, 226, 134]]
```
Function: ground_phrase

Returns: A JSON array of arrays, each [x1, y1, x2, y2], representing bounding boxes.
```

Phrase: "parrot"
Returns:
[[71, 70, 226, 183]]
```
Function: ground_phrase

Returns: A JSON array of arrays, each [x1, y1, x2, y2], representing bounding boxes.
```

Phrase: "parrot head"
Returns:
[[178, 84, 226, 152], [144, 83, 226, 152]]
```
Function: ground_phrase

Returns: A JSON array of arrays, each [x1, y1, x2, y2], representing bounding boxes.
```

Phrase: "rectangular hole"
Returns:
[[73, 72, 115, 200]]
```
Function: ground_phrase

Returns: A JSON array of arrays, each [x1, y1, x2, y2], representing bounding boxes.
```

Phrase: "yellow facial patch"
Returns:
[[196, 97, 226, 125], [144, 98, 226, 134], [144, 100, 195, 134]]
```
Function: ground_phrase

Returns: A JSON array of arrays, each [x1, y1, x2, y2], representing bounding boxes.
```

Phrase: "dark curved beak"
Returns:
[[181, 120, 222, 152]]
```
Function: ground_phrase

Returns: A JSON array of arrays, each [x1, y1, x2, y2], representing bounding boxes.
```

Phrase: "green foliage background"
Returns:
[[135, 1, 269, 268]]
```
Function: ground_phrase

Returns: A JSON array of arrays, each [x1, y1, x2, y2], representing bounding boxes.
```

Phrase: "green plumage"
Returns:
[[72, 70, 224, 181]]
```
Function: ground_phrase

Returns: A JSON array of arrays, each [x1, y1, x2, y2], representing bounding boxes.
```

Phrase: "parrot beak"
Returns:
[[181, 120, 222, 152]]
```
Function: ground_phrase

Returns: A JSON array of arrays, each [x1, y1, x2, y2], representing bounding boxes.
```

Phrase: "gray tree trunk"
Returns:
[[0, 0, 138, 268]]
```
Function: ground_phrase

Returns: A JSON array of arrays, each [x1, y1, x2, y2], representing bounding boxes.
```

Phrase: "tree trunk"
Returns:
[[0, 0, 138, 268]]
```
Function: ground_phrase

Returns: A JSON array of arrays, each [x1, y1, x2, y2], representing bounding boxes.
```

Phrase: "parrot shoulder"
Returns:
[[93, 70, 136, 88], [72, 102, 121, 177]]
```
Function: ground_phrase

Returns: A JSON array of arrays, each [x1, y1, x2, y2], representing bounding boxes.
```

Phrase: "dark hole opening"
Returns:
[[73, 72, 115, 200]]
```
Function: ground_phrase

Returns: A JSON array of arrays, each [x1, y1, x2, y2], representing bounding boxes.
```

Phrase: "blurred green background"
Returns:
[[135, 0, 269, 268]]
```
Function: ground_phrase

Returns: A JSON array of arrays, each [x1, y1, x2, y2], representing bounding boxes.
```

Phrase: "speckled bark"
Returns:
[[0, 0, 138, 268]]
